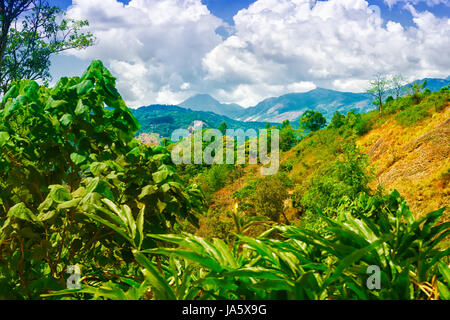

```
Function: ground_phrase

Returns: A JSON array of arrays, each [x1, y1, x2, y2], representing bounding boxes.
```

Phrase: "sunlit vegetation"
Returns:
[[0, 62, 448, 300]]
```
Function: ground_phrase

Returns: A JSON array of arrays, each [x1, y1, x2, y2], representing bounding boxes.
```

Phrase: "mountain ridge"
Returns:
[[162, 77, 450, 125]]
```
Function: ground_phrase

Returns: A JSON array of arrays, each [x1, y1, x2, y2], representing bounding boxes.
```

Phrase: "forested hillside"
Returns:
[[132, 104, 268, 138]]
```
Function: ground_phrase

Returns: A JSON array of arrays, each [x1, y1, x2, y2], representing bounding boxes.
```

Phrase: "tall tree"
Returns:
[[0, 0, 94, 94], [367, 74, 389, 115]]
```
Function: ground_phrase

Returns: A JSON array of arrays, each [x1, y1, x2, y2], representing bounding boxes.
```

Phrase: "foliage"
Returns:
[[328, 110, 372, 136], [56, 190, 448, 300], [0, 0, 95, 94], [292, 142, 373, 215], [394, 89, 449, 126], [0, 61, 204, 299], [279, 120, 298, 151], [299, 110, 327, 132], [254, 176, 289, 222], [218, 121, 228, 135]]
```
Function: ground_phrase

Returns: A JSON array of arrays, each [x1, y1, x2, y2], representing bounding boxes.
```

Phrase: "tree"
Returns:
[[367, 74, 389, 115], [390, 74, 406, 99], [328, 111, 345, 129], [0, 61, 205, 298], [218, 121, 227, 135], [0, 0, 95, 94], [299, 110, 326, 132], [409, 80, 428, 104], [279, 119, 297, 151]]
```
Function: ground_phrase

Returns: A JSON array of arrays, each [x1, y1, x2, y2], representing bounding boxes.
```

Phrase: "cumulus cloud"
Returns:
[[63, 0, 450, 108], [65, 0, 224, 107], [202, 0, 450, 104]]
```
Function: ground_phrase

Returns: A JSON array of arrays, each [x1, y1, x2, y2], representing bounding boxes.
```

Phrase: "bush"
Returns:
[[293, 142, 373, 214], [395, 101, 430, 126], [328, 110, 371, 136], [254, 176, 289, 221]]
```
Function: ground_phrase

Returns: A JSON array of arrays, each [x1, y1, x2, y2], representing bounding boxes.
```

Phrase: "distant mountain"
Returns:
[[179, 94, 244, 119], [234, 77, 450, 123], [235, 88, 373, 123], [409, 78, 450, 92], [132, 104, 268, 138], [141, 78, 450, 129]]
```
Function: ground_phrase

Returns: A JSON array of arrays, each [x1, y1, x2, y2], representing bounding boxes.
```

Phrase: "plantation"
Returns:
[[0, 60, 448, 300]]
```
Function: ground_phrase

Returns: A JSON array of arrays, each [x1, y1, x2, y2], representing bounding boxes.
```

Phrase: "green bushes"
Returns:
[[292, 142, 373, 215], [254, 176, 289, 222], [328, 110, 372, 136], [56, 190, 448, 300], [0, 61, 205, 299], [377, 87, 449, 126], [395, 103, 430, 126]]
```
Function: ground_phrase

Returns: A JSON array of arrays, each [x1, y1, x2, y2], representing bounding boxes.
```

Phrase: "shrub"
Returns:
[[293, 142, 373, 214], [254, 176, 289, 221]]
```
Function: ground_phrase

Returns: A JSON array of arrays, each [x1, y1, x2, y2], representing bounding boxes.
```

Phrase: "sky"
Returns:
[[48, 0, 450, 108]]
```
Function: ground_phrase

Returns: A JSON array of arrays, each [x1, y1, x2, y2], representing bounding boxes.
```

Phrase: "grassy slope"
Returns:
[[196, 93, 449, 238], [358, 103, 449, 221]]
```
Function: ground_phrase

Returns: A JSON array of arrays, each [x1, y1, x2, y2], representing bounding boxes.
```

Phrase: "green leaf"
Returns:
[[60, 114, 73, 126], [0, 132, 10, 147], [70, 152, 87, 165], [48, 185, 72, 203], [8, 203, 38, 223], [437, 280, 450, 300], [143, 248, 224, 273], [438, 262, 450, 284], [138, 185, 158, 200], [152, 168, 169, 184], [36, 210, 57, 222], [57, 198, 81, 210], [72, 80, 94, 96], [137, 205, 145, 250], [133, 251, 176, 300], [75, 99, 89, 116]]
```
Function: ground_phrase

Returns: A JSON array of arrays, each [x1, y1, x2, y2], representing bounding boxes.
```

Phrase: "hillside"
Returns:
[[194, 87, 450, 242], [131, 104, 268, 137], [358, 104, 450, 220], [237, 88, 373, 123]]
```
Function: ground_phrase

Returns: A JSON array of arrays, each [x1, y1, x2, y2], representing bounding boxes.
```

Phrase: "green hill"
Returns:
[[132, 104, 268, 138]]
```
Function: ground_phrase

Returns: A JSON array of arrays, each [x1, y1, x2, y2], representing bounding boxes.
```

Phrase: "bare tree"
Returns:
[[367, 74, 390, 115], [390, 74, 406, 99]]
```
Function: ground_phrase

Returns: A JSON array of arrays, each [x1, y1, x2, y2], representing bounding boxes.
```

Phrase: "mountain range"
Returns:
[[133, 77, 450, 138], [177, 77, 450, 123]]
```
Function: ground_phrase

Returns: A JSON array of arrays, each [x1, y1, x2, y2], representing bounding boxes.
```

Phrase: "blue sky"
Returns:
[[48, 0, 450, 107], [50, 0, 450, 26]]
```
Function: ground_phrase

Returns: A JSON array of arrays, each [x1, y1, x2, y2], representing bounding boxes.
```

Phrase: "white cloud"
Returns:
[[202, 0, 450, 105], [384, 0, 449, 8], [62, 0, 450, 108], [65, 0, 224, 107]]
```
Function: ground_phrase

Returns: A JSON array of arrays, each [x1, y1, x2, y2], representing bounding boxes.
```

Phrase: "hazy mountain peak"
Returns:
[[178, 94, 243, 118]]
